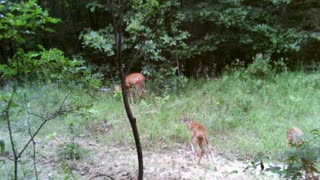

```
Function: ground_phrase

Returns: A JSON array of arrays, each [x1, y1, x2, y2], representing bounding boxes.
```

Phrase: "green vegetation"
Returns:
[[1, 0, 320, 81], [281, 129, 320, 179], [1, 67, 320, 177], [0, 140, 4, 154], [1, 0, 320, 179], [2, 70, 320, 156]]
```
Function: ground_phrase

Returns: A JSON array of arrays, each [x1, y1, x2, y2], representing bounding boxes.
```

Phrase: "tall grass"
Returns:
[[1, 71, 320, 167], [134, 71, 320, 159], [173, 72, 320, 159]]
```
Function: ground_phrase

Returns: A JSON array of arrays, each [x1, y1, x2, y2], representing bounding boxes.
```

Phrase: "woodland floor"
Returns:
[[26, 136, 283, 180]]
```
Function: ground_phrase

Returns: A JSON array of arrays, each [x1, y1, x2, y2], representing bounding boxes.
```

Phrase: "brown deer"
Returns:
[[181, 117, 214, 166], [287, 127, 318, 180], [287, 127, 304, 146], [114, 73, 147, 103]]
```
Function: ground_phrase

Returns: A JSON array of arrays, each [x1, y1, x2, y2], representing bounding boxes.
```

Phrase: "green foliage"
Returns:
[[57, 142, 86, 161], [80, 27, 115, 56], [112, 87, 123, 100], [81, 0, 309, 76], [60, 161, 74, 180], [85, 1, 104, 13], [246, 54, 273, 78], [283, 129, 320, 179], [82, 0, 191, 74], [0, 47, 103, 88], [186, 0, 311, 73], [143, 66, 188, 93], [0, 82, 91, 179], [1, 0, 318, 81], [252, 25, 306, 54], [1, 72, 320, 177], [0, 0, 60, 43], [0, 140, 4, 154], [266, 129, 320, 179]]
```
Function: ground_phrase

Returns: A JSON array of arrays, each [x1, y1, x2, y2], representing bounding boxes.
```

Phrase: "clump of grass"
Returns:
[[57, 142, 88, 161]]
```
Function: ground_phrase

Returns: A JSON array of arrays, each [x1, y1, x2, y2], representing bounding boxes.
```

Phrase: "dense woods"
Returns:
[[1, 0, 320, 85]]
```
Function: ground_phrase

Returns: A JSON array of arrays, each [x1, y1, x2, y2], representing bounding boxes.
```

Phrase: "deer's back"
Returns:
[[287, 127, 304, 145], [125, 73, 145, 87]]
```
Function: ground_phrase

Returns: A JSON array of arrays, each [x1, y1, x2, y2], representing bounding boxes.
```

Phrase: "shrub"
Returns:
[[143, 65, 188, 94], [281, 129, 320, 179], [0, 47, 103, 88], [266, 129, 320, 179], [57, 142, 86, 161], [246, 54, 273, 78]]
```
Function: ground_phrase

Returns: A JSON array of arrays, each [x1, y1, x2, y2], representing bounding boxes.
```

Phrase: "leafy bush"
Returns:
[[80, 27, 115, 56], [0, 0, 60, 44], [246, 54, 273, 78], [266, 129, 320, 179], [143, 65, 188, 94], [0, 47, 103, 88], [273, 58, 288, 73], [281, 129, 320, 179], [112, 85, 123, 100], [57, 142, 86, 161]]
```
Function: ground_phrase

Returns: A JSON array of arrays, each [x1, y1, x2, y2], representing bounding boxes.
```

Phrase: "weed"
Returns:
[[247, 53, 272, 78], [282, 129, 320, 179], [57, 142, 87, 161], [265, 129, 320, 179], [0, 140, 4, 154]]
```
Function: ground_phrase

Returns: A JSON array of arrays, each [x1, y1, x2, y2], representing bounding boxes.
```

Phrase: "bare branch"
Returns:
[[89, 174, 115, 180], [24, 94, 38, 180], [4, 87, 19, 179], [17, 92, 79, 160]]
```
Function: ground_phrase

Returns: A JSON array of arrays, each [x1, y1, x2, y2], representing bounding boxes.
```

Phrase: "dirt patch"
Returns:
[[30, 136, 281, 180]]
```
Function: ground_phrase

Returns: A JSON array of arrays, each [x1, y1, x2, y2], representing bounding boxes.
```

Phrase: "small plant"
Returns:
[[0, 140, 4, 154], [61, 160, 74, 179], [273, 58, 288, 73], [112, 89, 122, 100], [246, 53, 272, 78], [266, 129, 320, 179], [282, 129, 320, 179], [225, 59, 245, 73], [155, 92, 171, 106], [57, 142, 86, 161], [143, 65, 188, 94]]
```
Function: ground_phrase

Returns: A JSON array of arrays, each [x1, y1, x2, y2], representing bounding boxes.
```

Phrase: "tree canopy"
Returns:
[[1, 0, 320, 82]]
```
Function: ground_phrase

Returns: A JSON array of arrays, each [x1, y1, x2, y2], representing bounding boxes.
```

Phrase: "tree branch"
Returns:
[[17, 101, 80, 159], [4, 87, 18, 180], [24, 94, 38, 180]]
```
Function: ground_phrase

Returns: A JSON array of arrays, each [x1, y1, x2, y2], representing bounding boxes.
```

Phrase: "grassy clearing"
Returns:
[[1, 71, 320, 177], [117, 71, 320, 159]]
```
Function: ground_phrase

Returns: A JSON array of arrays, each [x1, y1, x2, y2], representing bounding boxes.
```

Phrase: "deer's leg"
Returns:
[[141, 81, 147, 94], [190, 136, 197, 156], [197, 138, 205, 165], [135, 84, 144, 97], [127, 87, 133, 103]]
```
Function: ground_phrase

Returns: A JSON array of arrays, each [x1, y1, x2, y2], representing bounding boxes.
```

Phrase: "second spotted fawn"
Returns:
[[181, 117, 214, 165]]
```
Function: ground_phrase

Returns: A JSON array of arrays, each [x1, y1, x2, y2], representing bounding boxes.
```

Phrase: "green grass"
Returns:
[[1, 71, 320, 177], [137, 71, 320, 159]]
